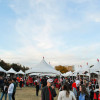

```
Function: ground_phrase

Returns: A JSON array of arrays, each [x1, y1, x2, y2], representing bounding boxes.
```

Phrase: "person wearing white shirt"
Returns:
[[58, 84, 76, 100], [8, 79, 14, 100], [75, 78, 80, 91]]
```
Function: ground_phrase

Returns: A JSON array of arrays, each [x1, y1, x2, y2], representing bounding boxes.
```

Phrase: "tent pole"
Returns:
[[83, 74, 84, 84], [89, 66, 90, 81]]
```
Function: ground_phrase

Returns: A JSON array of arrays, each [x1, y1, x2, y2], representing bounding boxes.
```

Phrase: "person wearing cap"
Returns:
[[41, 79, 57, 100]]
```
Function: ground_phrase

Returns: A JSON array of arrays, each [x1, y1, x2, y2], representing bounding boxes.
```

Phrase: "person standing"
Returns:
[[12, 78, 16, 100], [72, 80, 77, 97], [0, 79, 9, 100], [19, 77, 23, 88], [8, 79, 14, 100], [77, 85, 89, 100], [41, 77, 47, 88], [58, 84, 76, 100], [35, 82, 39, 96], [41, 79, 57, 100], [75, 78, 80, 92], [0, 77, 3, 90], [88, 81, 94, 100]]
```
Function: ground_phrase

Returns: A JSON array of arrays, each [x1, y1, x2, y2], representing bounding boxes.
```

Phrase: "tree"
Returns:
[[0, 60, 10, 70], [11, 63, 21, 72], [55, 65, 68, 73], [0, 59, 29, 72]]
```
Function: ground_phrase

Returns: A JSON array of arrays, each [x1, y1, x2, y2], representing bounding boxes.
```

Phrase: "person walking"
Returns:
[[41, 79, 57, 100], [12, 78, 17, 100], [58, 84, 76, 100], [8, 79, 14, 100]]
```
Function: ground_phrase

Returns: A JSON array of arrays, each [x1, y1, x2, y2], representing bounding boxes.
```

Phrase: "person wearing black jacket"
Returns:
[[36, 82, 39, 96], [88, 81, 94, 100], [12, 78, 17, 100], [0, 77, 3, 89], [41, 79, 57, 100], [0, 79, 9, 100], [41, 77, 47, 88]]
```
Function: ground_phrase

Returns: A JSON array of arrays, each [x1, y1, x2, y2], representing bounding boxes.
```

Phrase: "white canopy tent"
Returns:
[[26, 58, 61, 75], [7, 68, 16, 74], [90, 71, 98, 74], [91, 62, 100, 72], [82, 65, 90, 73], [17, 70, 25, 75], [62, 71, 76, 77], [0, 66, 6, 73], [74, 67, 83, 74], [29, 73, 41, 76], [40, 73, 57, 77], [74, 65, 91, 74]]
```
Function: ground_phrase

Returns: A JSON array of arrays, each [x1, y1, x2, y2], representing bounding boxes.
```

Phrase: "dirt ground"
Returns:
[[0, 87, 59, 100]]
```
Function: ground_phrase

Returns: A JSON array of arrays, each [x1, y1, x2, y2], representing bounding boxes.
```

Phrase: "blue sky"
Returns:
[[0, 0, 100, 68]]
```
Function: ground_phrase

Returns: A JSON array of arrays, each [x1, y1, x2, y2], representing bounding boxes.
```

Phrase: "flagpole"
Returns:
[[89, 66, 90, 81]]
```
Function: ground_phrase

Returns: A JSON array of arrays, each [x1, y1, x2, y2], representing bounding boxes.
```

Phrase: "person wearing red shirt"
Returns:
[[72, 80, 77, 97]]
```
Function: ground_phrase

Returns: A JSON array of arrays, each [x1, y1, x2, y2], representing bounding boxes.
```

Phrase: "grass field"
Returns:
[[0, 87, 59, 100]]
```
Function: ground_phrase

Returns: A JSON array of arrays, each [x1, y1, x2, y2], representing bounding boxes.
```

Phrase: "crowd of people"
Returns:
[[34, 76, 100, 100], [0, 75, 100, 100], [0, 76, 16, 100]]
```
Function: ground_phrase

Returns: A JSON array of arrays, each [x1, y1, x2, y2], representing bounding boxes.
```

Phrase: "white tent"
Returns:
[[74, 67, 83, 74], [29, 73, 41, 76], [82, 65, 90, 73], [62, 72, 69, 77], [62, 71, 76, 77], [74, 65, 90, 74], [26, 58, 61, 75], [91, 62, 100, 72], [17, 70, 24, 75], [0, 66, 6, 73], [90, 71, 98, 74], [40, 73, 57, 77], [7, 68, 16, 74]]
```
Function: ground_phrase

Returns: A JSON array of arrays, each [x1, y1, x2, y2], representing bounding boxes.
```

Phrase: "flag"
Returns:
[[97, 58, 99, 62], [80, 65, 82, 67], [87, 62, 88, 65]]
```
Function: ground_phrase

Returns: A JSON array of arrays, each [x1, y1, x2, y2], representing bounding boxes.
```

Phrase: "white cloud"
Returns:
[[88, 14, 100, 22], [1, 0, 99, 68], [1, 42, 100, 67]]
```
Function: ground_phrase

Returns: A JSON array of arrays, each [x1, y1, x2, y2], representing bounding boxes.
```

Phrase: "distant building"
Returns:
[[65, 65, 74, 72]]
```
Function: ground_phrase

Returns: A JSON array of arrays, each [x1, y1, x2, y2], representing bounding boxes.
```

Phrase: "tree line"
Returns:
[[0, 59, 29, 72]]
